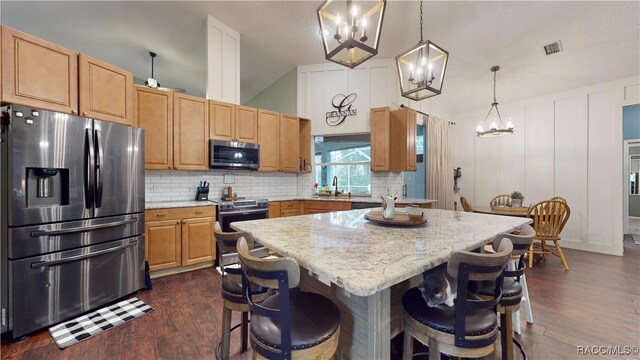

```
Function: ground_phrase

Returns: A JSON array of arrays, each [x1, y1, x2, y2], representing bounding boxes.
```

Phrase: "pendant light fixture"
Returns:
[[476, 66, 514, 138], [395, 0, 449, 101], [317, 0, 386, 69]]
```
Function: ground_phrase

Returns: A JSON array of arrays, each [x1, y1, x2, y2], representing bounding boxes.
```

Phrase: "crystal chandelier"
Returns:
[[476, 66, 514, 138], [395, 0, 449, 101], [317, 0, 386, 69]]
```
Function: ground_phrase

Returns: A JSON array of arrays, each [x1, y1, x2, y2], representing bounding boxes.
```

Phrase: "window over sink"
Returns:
[[314, 134, 371, 195]]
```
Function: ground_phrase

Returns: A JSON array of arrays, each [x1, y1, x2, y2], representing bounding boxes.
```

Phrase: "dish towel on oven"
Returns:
[[49, 297, 154, 348]]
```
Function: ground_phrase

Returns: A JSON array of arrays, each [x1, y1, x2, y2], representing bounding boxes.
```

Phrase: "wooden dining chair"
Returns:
[[550, 196, 567, 203], [490, 195, 512, 208], [460, 196, 474, 212], [527, 200, 571, 270], [237, 237, 341, 360], [402, 239, 513, 360]]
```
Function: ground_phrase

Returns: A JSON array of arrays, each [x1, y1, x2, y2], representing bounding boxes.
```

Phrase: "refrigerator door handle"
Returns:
[[95, 129, 104, 208], [85, 128, 95, 208], [29, 239, 138, 269], [29, 217, 139, 237]]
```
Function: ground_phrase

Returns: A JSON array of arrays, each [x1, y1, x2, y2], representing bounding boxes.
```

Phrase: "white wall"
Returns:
[[207, 15, 240, 104], [454, 76, 640, 256]]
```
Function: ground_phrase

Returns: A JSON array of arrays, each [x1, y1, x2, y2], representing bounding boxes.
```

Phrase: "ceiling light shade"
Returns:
[[395, 0, 449, 101], [317, 0, 386, 69], [396, 40, 449, 101], [476, 66, 514, 138]]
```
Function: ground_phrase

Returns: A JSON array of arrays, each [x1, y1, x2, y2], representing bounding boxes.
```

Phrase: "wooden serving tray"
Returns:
[[364, 211, 427, 226]]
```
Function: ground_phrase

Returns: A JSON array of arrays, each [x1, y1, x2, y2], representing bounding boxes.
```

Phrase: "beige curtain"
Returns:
[[427, 116, 454, 210]]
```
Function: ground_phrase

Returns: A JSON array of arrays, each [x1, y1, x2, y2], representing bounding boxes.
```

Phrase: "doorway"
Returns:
[[403, 124, 426, 198], [623, 104, 640, 243]]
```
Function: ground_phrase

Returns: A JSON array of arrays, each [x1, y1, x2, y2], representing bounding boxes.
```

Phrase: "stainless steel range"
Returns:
[[216, 199, 269, 232], [1, 105, 145, 339]]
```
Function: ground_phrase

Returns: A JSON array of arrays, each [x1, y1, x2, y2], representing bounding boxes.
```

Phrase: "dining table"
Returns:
[[232, 208, 532, 359], [473, 206, 530, 217]]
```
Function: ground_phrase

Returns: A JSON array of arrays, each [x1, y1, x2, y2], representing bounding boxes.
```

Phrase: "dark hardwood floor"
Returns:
[[2, 239, 639, 360]]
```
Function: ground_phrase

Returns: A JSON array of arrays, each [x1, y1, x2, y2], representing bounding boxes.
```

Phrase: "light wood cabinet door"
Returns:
[[280, 114, 300, 173], [406, 108, 417, 171], [135, 86, 173, 169], [1, 25, 78, 114], [370, 107, 390, 171], [268, 202, 281, 218], [181, 217, 215, 266], [209, 100, 235, 141], [174, 93, 209, 170], [79, 54, 133, 126], [258, 109, 280, 172], [236, 106, 258, 143], [145, 220, 182, 271], [280, 209, 300, 217]]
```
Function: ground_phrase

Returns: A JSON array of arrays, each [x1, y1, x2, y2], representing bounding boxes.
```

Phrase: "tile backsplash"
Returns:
[[145, 169, 405, 202]]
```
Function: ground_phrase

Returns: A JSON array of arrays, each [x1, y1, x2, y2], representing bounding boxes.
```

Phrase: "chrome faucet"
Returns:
[[332, 175, 339, 197]]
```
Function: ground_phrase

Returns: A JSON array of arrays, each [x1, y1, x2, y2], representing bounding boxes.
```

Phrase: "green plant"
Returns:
[[510, 191, 524, 199]]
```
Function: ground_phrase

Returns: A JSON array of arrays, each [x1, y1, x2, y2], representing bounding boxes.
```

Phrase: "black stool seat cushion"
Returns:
[[478, 278, 522, 299], [403, 287, 496, 336], [251, 290, 340, 350], [222, 274, 266, 295]]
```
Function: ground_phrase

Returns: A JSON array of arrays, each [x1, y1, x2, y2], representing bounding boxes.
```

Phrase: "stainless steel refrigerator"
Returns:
[[0, 105, 145, 339]]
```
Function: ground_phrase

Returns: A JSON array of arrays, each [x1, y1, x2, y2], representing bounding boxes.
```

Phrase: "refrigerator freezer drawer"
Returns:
[[8, 236, 145, 339], [8, 213, 144, 259]]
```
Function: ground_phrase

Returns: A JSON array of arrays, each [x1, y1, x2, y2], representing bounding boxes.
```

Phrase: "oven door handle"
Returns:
[[218, 209, 268, 216], [30, 239, 138, 269], [30, 217, 138, 237]]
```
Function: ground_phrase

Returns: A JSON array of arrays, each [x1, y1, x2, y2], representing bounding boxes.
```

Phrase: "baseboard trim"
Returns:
[[559, 239, 623, 256], [150, 261, 214, 279]]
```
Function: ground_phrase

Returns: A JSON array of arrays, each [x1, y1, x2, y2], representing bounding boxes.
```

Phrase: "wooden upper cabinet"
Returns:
[[135, 86, 173, 169], [209, 100, 235, 141], [235, 105, 258, 143], [390, 108, 417, 172], [181, 217, 215, 266], [280, 114, 300, 173], [79, 54, 133, 126], [174, 93, 209, 170], [1, 25, 78, 114], [370, 107, 390, 171], [258, 109, 280, 172]]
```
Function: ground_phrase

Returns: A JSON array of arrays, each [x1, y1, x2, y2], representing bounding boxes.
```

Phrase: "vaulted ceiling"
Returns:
[[2, 1, 638, 115]]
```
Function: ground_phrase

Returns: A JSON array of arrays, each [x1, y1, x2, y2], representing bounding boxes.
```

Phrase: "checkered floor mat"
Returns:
[[49, 297, 154, 348]]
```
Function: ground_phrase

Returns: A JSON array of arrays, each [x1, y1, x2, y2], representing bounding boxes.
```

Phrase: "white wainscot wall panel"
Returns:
[[498, 107, 525, 196], [474, 134, 501, 206], [587, 88, 624, 249], [554, 95, 588, 245], [524, 102, 555, 203], [454, 117, 476, 203], [206, 16, 240, 104]]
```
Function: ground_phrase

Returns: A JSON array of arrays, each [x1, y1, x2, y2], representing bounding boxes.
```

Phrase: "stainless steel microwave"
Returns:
[[210, 140, 260, 170]]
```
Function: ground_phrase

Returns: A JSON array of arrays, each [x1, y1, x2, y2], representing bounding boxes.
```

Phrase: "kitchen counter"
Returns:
[[145, 200, 216, 210], [232, 208, 531, 359], [268, 195, 437, 205]]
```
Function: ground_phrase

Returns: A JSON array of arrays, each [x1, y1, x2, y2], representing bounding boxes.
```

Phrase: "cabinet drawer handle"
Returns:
[[156, 214, 166, 217], [82, 112, 88, 116], [182, 220, 186, 224], [195, 211, 204, 215], [176, 221, 180, 224], [71, 110, 77, 115]]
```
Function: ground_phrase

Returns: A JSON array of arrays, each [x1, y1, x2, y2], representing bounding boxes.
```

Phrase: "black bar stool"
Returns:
[[478, 225, 535, 360], [215, 225, 270, 360], [237, 237, 341, 360], [402, 239, 513, 359]]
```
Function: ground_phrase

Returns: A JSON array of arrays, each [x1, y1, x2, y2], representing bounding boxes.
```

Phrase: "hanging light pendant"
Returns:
[[476, 66, 514, 138], [317, 0, 386, 69], [396, 0, 449, 101]]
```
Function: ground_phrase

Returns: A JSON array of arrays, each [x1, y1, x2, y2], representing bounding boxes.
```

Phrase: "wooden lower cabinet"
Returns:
[[145, 206, 215, 272], [303, 201, 352, 214], [280, 209, 301, 217], [181, 217, 215, 266], [145, 219, 181, 271], [268, 202, 281, 218]]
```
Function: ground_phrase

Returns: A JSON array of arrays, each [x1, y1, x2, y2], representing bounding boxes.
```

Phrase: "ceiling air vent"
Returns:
[[543, 41, 563, 56]]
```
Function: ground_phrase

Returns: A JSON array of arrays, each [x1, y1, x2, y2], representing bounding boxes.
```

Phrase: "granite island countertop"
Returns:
[[232, 208, 531, 297], [268, 195, 437, 205]]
